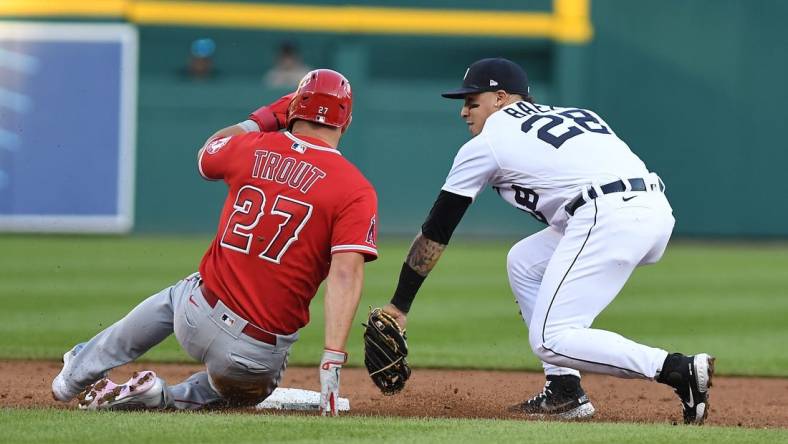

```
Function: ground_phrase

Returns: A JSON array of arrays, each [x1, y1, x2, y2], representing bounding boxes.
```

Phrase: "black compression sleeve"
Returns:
[[390, 263, 425, 314], [420, 190, 472, 244]]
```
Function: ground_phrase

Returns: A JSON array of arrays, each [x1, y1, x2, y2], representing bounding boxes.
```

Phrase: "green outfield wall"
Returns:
[[588, 1, 788, 237], [3, 0, 786, 236]]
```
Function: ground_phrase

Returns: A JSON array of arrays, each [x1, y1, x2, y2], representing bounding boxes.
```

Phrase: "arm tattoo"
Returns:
[[406, 232, 447, 276]]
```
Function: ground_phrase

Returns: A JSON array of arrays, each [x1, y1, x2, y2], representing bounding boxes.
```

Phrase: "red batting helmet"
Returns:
[[287, 69, 353, 132]]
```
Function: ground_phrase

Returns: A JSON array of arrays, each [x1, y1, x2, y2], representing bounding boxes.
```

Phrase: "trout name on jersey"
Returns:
[[251, 150, 327, 193]]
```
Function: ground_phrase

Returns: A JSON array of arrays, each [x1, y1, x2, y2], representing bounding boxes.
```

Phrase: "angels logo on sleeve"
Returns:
[[206, 136, 231, 154], [365, 215, 377, 246]]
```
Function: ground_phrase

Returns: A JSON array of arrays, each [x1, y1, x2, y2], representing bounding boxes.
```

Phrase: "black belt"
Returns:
[[565, 178, 664, 216]]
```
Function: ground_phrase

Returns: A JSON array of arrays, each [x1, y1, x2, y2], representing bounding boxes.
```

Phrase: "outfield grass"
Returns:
[[1, 409, 784, 444], [0, 235, 787, 376]]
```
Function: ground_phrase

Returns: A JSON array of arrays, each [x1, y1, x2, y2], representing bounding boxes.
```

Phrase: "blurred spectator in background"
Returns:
[[264, 41, 310, 88], [181, 38, 219, 80]]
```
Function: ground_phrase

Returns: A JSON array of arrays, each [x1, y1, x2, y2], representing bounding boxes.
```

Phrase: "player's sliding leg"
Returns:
[[52, 274, 200, 403], [163, 344, 290, 410], [507, 227, 595, 419], [166, 283, 295, 410], [165, 371, 223, 410], [165, 369, 285, 411]]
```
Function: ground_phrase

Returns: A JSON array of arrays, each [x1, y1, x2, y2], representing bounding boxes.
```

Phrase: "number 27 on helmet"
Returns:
[[287, 69, 353, 133]]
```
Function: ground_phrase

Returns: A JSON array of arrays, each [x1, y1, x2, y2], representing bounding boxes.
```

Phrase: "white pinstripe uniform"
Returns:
[[443, 101, 673, 380]]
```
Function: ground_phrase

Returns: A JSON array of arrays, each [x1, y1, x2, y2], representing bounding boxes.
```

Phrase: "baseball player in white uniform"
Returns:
[[381, 58, 715, 424]]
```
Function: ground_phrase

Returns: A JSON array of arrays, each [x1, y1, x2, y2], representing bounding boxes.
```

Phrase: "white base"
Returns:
[[255, 388, 350, 412]]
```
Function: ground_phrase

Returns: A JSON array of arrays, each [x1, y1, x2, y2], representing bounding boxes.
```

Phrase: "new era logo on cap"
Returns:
[[442, 57, 529, 99]]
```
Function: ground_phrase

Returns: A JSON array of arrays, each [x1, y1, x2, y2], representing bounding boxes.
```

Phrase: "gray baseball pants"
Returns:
[[58, 273, 297, 409]]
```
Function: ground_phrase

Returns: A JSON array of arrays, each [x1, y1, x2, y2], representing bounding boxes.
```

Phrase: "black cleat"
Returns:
[[509, 375, 595, 420], [659, 353, 715, 425]]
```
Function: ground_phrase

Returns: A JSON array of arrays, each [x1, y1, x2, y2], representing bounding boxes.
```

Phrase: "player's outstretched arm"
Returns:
[[380, 232, 446, 329], [363, 191, 469, 395], [387, 191, 472, 321], [320, 251, 365, 416], [406, 232, 448, 276]]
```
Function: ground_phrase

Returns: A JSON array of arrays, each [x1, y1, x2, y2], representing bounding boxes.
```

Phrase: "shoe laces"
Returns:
[[526, 381, 553, 404]]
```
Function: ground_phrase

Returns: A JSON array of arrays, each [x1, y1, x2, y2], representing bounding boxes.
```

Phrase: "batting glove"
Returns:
[[319, 348, 347, 416], [249, 92, 296, 132]]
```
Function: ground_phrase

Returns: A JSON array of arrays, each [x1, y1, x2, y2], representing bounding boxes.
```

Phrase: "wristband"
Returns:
[[390, 263, 425, 314], [237, 119, 260, 133], [321, 349, 348, 368]]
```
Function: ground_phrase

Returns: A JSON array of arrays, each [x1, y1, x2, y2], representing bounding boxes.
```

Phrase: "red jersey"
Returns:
[[197, 131, 378, 334]]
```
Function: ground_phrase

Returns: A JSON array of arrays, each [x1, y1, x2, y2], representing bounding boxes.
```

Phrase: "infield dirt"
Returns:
[[1, 360, 785, 428]]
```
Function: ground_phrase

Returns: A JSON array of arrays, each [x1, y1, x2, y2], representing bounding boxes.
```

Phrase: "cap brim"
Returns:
[[441, 87, 483, 99]]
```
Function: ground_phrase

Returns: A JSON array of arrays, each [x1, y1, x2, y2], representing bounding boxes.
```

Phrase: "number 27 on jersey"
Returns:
[[220, 185, 312, 264]]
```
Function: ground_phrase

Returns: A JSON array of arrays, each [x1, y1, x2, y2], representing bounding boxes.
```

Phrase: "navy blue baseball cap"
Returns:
[[442, 57, 530, 99]]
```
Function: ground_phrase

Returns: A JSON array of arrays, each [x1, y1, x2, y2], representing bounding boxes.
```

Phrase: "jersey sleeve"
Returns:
[[198, 133, 253, 181], [441, 136, 499, 201], [331, 185, 378, 261]]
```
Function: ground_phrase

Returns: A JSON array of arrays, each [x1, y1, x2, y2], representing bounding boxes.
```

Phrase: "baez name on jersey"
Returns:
[[501, 101, 559, 119], [251, 150, 327, 194]]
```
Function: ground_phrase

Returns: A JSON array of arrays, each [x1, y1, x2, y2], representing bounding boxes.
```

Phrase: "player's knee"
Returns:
[[506, 243, 522, 273], [507, 242, 541, 281], [528, 324, 565, 364], [528, 327, 546, 356], [529, 340, 554, 364], [211, 373, 274, 407]]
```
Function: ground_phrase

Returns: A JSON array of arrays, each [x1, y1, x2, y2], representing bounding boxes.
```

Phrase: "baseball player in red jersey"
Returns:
[[52, 69, 377, 416]]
